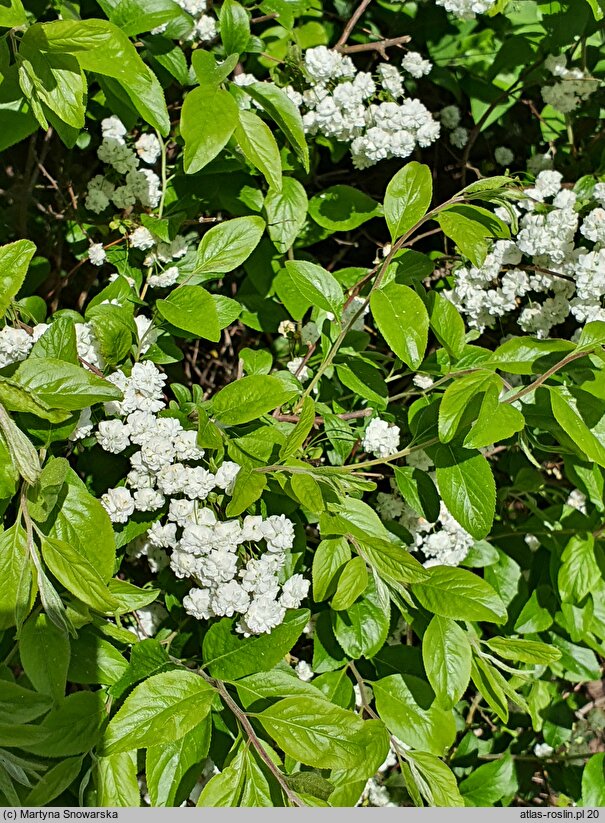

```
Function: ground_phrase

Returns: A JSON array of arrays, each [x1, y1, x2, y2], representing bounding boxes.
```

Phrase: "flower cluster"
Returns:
[[362, 417, 401, 459], [541, 54, 599, 114], [376, 452, 474, 568], [85, 117, 162, 214], [269, 46, 439, 169], [435, 0, 496, 19], [447, 171, 605, 336], [0, 320, 104, 372], [92, 359, 309, 635]]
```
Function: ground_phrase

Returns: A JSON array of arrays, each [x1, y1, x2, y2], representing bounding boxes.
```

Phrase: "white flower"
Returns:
[[401, 52, 432, 78], [88, 243, 106, 266], [440, 105, 461, 129], [133, 488, 165, 512], [0, 327, 33, 368], [192, 14, 217, 42], [413, 374, 434, 390], [173, 429, 204, 462], [130, 227, 156, 251], [214, 461, 241, 495], [377, 64, 403, 97], [148, 266, 180, 289], [148, 521, 179, 548], [580, 208, 605, 243], [494, 146, 514, 167], [450, 126, 469, 148], [566, 489, 587, 514], [534, 743, 554, 758], [211, 580, 250, 617], [156, 463, 189, 495], [168, 498, 197, 527], [102, 487, 135, 523], [261, 514, 295, 552], [69, 408, 94, 442], [135, 133, 161, 164], [295, 661, 314, 681], [304, 46, 344, 83], [287, 356, 310, 382], [239, 595, 286, 635], [362, 418, 400, 458], [101, 116, 127, 143], [280, 574, 310, 608], [535, 169, 563, 198], [135, 315, 158, 355], [183, 587, 214, 620], [183, 466, 216, 500], [96, 419, 131, 453], [98, 138, 138, 174], [435, 0, 496, 19]]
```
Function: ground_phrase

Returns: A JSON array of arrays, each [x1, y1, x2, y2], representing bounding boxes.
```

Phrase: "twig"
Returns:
[[275, 409, 372, 424], [335, 35, 411, 59], [197, 671, 305, 807], [335, 0, 373, 48]]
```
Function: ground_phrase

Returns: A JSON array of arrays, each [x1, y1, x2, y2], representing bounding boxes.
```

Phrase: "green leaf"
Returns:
[[312, 536, 351, 602], [582, 754, 605, 806], [14, 357, 122, 411], [0, 524, 34, 631], [438, 371, 500, 443], [68, 627, 128, 686], [332, 576, 390, 659], [432, 444, 496, 539], [27, 457, 69, 524], [27, 690, 105, 757], [24, 756, 83, 806], [46, 467, 116, 582], [212, 375, 298, 425], [463, 390, 524, 450], [422, 615, 472, 709], [191, 51, 239, 89], [427, 291, 466, 359], [0, 405, 40, 484], [40, 534, 121, 614], [197, 760, 243, 806], [225, 466, 267, 516], [280, 396, 315, 459], [195, 216, 265, 276], [284, 259, 343, 316], [0, 240, 36, 318], [245, 83, 309, 171], [106, 0, 189, 37], [265, 178, 308, 254], [384, 162, 432, 242], [220, 0, 250, 54], [0, 681, 52, 724], [97, 751, 140, 806], [103, 670, 215, 754], [157, 286, 220, 342], [181, 86, 239, 174], [255, 696, 366, 769], [549, 386, 605, 468], [29, 317, 78, 364], [234, 670, 324, 709], [484, 637, 561, 666], [459, 754, 516, 806], [405, 750, 464, 807], [309, 185, 381, 232], [19, 613, 70, 704], [437, 205, 509, 267], [0, 375, 69, 423], [37, 19, 169, 134], [394, 466, 440, 523], [147, 720, 211, 807], [413, 566, 506, 624], [0, 0, 26, 27], [370, 282, 429, 369], [331, 556, 368, 611], [374, 674, 456, 755], [558, 534, 601, 604], [203, 609, 309, 680], [234, 109, 282, 191], [489, 336, 574, 375]]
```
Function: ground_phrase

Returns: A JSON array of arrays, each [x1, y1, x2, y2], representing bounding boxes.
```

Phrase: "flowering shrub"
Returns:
[[0, 0, 604, 810]]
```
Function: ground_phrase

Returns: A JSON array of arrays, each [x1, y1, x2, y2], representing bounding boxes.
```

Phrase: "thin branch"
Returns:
[[335, 35, 411, 59], [335, 0, 373, 48], [275, 409, 372, 424], [197, 670, 305, 808]]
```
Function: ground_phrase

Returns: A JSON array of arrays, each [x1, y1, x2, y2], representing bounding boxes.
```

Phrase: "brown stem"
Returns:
[[504, 351, 588, 405], [335, 0, 373, 48], [275, 409, 372, 424], [197, 670, 305, 808], [335, 35, 411, 58]]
